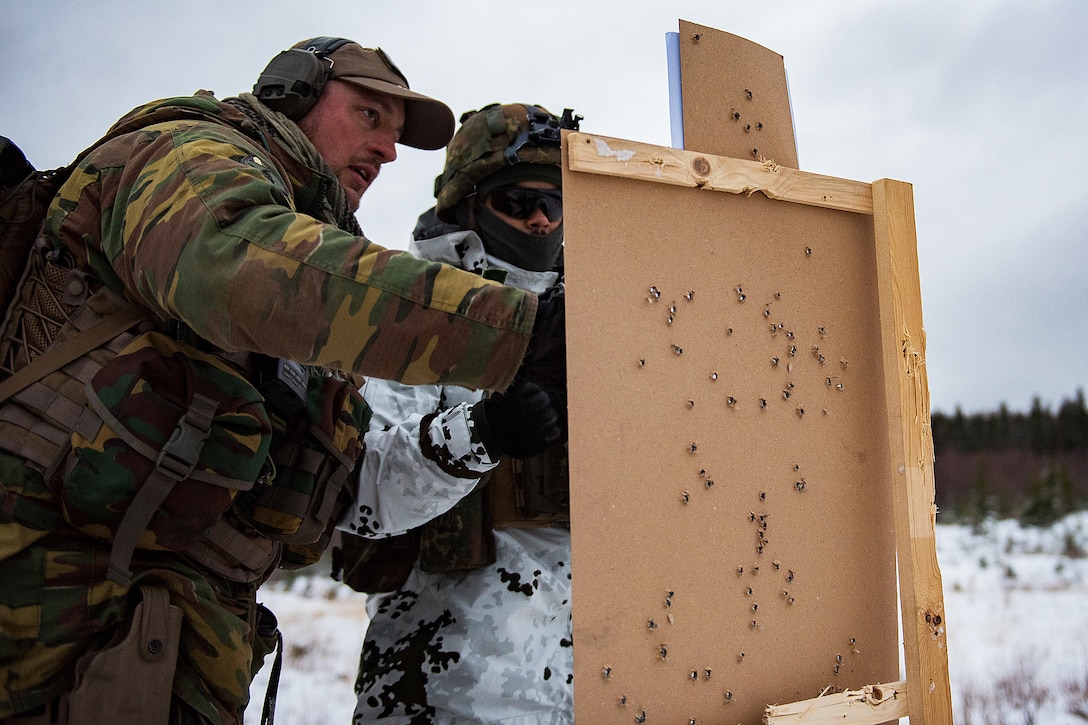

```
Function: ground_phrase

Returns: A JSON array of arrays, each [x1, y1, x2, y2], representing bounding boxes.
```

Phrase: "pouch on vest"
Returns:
[[278, 511, 344, 570], [236, 374, 369, 549], [60, 331, 273, 586], [511, 445, 570, 522], [487, 446, 570, 529], [331, 529, 421, 594], [419, 482, 495, 573]]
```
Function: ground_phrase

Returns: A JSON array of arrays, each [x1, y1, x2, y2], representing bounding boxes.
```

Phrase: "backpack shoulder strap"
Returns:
[[0, 303, 153, 405]]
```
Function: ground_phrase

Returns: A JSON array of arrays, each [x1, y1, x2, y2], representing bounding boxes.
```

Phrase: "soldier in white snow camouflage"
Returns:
[[336, 103, 580, 723]]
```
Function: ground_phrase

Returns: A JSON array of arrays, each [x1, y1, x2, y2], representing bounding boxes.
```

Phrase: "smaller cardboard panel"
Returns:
[[679, 19, 799, 167], [564, 137, 898, 723]]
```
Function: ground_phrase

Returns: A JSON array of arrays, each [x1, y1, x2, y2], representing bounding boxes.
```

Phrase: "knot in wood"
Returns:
[[692, 157, 712, 176]]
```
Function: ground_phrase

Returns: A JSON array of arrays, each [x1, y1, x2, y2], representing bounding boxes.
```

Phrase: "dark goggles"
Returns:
[[487, 186, 563, 222]]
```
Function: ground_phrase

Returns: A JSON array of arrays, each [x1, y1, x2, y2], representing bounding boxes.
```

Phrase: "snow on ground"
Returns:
[[249, 577, 368, 725], [939, 512, 1088, 723], [250, 512, 1088, 724]]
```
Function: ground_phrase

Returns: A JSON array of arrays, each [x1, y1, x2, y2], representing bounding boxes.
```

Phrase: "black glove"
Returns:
[[517, 284, 566, 394], [471, 376, 564, 460]]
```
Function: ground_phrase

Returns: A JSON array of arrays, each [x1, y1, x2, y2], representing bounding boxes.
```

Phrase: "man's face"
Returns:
[[297, 79, 406, 211]]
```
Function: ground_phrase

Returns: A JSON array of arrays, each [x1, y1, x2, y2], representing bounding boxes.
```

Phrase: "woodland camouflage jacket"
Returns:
[[47, 93, 536, 389], [0, 92, 536, 722]]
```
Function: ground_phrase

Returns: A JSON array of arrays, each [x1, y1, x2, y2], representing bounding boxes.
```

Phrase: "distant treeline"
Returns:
[[931, 389, 1088, 525], [932, 389, 1088, 453]]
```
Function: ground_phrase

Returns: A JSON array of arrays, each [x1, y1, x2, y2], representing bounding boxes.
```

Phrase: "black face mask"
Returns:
[[474, 202, 564, 273], [486, 186, 563, 222]]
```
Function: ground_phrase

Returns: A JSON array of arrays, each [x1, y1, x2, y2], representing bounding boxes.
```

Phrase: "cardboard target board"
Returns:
[[677, 19, 799, 168], [562, 26, 950, 724]]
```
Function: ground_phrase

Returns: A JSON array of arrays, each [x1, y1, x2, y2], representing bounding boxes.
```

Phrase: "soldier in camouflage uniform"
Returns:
[[338, 103, 577, 724], [0, 41, 564, 725]]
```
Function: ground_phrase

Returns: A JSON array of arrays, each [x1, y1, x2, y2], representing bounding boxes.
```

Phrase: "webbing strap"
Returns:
[[106, 394, 219, 587], [0, 485, 63, 530], [260, 629, 284, 725], [305, 463, 349, 541], [200, 518, 279, 573], [0, 304, 153, 405], [0, 402, 71, 470]]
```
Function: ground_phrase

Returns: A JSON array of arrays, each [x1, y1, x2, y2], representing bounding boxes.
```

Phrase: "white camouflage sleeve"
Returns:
[[337, 378, 498, 538]]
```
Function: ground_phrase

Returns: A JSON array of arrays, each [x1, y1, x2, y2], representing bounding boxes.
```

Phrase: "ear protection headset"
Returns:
[[253, 36, 352, 119]]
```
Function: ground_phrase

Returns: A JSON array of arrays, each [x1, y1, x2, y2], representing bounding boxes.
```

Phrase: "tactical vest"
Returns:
[[333, 444, 568, 594], [419, 445, 570, 571], [0, 232, 367, 587]]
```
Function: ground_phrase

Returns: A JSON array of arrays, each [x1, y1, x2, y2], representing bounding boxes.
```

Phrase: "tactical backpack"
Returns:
[[0, 136, 70, 317], [0, 135, 151, 407]]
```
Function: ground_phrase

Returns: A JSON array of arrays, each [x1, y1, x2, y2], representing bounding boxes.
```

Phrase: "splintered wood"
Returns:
[[764, 680, 909, 724]]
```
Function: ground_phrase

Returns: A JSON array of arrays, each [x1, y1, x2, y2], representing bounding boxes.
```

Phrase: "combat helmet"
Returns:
[[434, 103, 581, 223]]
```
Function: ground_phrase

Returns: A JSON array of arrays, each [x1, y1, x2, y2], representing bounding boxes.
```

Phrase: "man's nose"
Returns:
[[526, 206, 552, 229], [369, 130, 398, 162]]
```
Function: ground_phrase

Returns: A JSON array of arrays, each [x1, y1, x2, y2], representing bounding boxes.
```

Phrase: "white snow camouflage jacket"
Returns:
[[338, 224, 574, 724]]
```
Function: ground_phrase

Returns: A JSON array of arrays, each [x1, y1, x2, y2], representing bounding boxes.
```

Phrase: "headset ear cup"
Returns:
[[253, 48, 330, 119]]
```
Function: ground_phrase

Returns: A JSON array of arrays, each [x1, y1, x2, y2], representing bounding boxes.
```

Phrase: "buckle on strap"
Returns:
[[107, 394, 220, 587], [154, 393, 218, 480]]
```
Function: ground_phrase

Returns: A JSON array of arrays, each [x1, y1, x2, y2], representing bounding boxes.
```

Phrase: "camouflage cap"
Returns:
[[323, 42, 454, 150], [435, 103, 579, 222]]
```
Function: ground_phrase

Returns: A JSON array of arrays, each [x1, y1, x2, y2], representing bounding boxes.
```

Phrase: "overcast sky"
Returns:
[[3, 0, 1086, 415]]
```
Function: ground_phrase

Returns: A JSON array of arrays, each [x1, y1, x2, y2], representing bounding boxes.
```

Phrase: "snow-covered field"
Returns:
[[250, 512, 1088, 724]]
